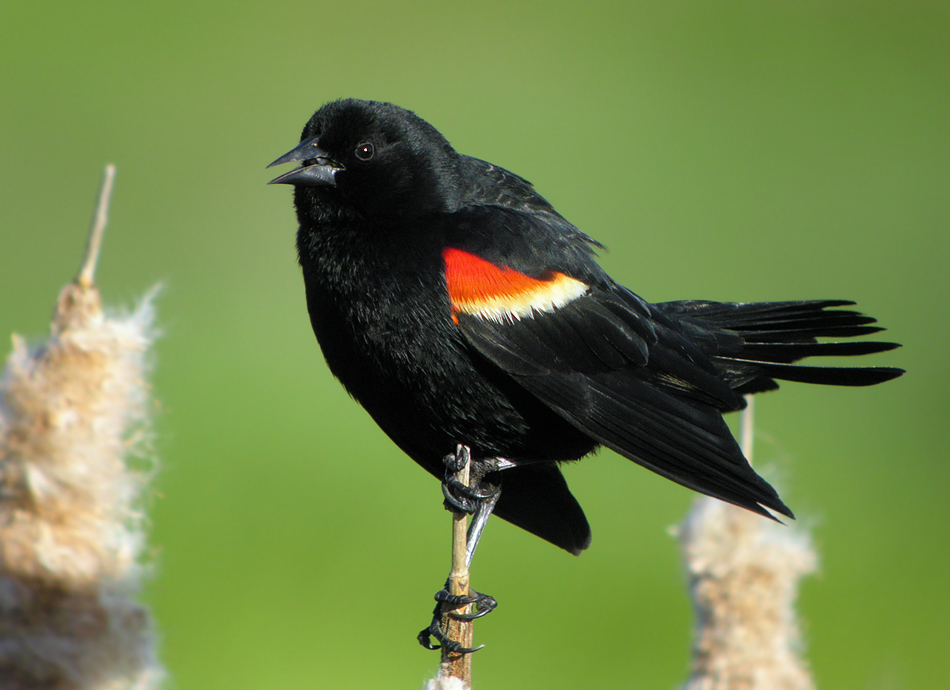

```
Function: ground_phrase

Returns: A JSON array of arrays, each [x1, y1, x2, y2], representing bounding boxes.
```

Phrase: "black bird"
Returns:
[[268, 98, 903, 649]]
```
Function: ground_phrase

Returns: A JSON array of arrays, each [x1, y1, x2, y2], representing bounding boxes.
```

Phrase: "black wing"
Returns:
[[447, 161, 900, 523], [455, 281, 793, 520]]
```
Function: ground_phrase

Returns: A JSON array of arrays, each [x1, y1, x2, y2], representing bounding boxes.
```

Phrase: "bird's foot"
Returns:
[[441, 447, 501, 514], [435, 586, 498, 621], [417, 582, 497, 652]]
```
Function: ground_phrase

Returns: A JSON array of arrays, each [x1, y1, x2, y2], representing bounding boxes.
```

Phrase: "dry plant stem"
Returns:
[[77, 163, 116, 289], [741, 395, 754, 465], [678, 397, 817, 690], [439, 445, 474, 685]]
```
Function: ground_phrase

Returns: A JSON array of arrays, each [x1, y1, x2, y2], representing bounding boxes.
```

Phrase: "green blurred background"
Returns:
[[2, 2, 947, 688]]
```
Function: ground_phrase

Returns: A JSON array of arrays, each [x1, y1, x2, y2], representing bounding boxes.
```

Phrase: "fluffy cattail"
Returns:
[[0, 166, 163, 689], [678, 400, 817, 690], [424, 676, 470, 690]]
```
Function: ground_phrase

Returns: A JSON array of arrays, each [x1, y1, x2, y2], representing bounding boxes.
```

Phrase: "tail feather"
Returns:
[[740, 325, 885, 341], [662, 299, 855, 322], [722, 358, 904, 387], [739, 340, 900, 362], [658, 299, 904, 394]]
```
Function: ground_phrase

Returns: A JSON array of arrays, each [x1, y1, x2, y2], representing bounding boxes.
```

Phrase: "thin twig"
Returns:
[[439, 445, 474, 685], [77, 163, 116, 288], [741, 396, 755, 463]]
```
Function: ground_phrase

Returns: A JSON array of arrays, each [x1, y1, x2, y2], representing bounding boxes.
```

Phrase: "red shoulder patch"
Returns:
[[443, 248, 588, 323]]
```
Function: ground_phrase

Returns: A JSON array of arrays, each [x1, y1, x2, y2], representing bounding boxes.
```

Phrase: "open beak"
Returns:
[[267, 137, 344, 186]]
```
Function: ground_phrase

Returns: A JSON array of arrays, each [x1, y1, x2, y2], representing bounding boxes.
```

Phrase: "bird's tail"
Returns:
[[658, 299, 904, 396]]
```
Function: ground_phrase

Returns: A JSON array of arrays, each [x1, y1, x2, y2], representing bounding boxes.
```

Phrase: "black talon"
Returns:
[[441, 481, 477, 514], [417, 611, 442, 650], [418, 598, 446, 650], [441, 448, 503, 515], [420, 622, 486, 654], [438, 588, 497, 621], [417, 603, 486, 654], [445, 478, 500, 501], [418, 580, 497, 652], [435, 590, 477, 607], [442, 446, 471, 474], [442, 478, 501, 514]]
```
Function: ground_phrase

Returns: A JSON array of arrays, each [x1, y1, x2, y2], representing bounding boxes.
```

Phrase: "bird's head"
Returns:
[[269, 99, 463, 219]]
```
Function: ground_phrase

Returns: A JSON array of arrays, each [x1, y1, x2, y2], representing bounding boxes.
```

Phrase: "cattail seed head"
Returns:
[[0, 166, 163, 689]]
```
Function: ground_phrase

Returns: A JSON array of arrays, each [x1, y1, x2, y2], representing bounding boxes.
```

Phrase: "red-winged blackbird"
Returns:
[[269, 98, 902, 646]]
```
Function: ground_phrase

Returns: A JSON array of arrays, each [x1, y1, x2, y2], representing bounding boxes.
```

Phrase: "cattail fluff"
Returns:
[[0, 165, 163, 689], [678, 402, 817, 690], [424, 675, 470, 690]]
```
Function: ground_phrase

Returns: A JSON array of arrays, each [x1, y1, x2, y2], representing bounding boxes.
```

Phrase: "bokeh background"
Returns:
[[2, 2, 947, 688]]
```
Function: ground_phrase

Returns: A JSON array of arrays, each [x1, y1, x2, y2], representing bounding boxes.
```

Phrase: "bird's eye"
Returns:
[[355, 142, 375, 161]]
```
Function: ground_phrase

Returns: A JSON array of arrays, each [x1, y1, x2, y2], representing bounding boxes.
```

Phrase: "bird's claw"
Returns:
[[442, 445, 471, 474], [417, 582, 497, 652], [417, 622, 441, 650], [441, 478, 500, 513], [435, 587, 497, 621], [441, 449, 501, 513], [417, 618, 486, 654]]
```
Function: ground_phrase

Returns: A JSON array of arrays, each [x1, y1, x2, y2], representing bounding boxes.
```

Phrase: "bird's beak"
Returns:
[[267, 136, 344, 186]]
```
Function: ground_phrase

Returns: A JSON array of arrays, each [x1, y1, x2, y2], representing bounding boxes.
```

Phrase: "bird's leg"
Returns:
[[418, 447, 509, 652], [434, 481, 501, 617]]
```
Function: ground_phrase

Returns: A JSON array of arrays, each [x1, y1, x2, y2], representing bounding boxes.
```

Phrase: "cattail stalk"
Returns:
[[0, 166, 163, 689], [678, 398, 817, 690], [426, 446, 475, 690], [440, 447, 474, 683]]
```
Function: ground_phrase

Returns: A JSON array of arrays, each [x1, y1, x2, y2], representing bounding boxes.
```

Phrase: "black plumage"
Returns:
[[269, 98, 903, 558]]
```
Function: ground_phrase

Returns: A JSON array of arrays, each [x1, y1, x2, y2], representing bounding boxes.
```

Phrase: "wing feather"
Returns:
[[455, 288, 793, 519]]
